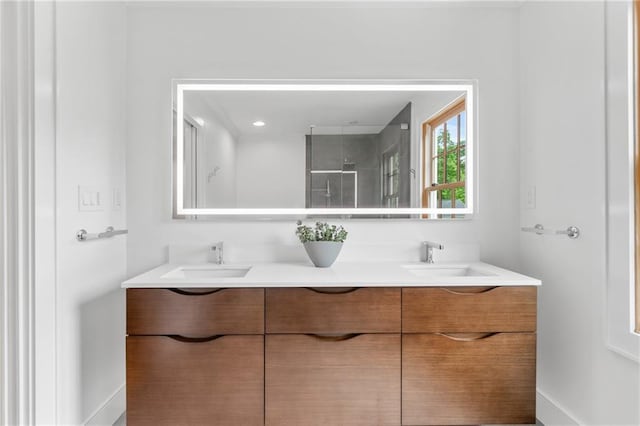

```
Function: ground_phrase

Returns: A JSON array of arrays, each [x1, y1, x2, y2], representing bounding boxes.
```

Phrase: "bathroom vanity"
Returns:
[[123, 262, 539, 426]]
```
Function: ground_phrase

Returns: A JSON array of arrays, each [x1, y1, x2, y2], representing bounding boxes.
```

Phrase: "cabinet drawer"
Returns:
[[266, 287, 400, 333], [266, 334, 400, 426], [127, 335, 264, 426], [402, 333, 536, 425], [403, 286, 536, 333], [127, 288, 264, 336]]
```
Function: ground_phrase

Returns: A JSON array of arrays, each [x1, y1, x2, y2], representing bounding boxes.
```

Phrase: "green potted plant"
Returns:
[[295, 221, 348, 267]]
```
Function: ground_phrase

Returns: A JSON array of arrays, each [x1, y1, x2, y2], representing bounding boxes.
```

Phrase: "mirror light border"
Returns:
[[174, 79, 476, 217]]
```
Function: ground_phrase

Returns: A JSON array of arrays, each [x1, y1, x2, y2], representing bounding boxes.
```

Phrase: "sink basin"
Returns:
[[402, 265, 495, 278], [161, 265, 251, 279]]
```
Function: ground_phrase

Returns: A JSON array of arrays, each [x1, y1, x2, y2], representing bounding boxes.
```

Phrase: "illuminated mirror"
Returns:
[[173, 80, 475, 218]]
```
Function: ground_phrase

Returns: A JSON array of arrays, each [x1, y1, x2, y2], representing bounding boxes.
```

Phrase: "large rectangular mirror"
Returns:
[[173, 80, 475, 218]]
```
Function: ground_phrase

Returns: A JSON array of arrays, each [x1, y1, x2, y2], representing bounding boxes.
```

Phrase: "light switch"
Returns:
[[78, 186, 104, 212], [112, 188, 122, 211]]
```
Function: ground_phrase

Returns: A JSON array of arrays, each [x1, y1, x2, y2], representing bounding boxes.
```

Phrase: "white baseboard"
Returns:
[[84, 384, 126, 426], [537, 389, 581, 426]]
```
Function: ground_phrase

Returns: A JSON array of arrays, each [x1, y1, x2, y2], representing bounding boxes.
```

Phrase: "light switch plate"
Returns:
[[78, 186, 104, 212]]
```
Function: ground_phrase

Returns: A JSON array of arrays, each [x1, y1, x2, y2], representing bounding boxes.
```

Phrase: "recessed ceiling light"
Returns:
[[253, 120, 266, 127], [194, 117, 205, 126]]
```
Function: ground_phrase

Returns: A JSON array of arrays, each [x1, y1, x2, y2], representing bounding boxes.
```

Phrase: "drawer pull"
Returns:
[[168, 288, 223, 296], [168, 335, 223, 343], [306, 333, 362, 341], [441, 287, 498, 295], [436, 332, 498, 341], [306, 287, 360, 295]]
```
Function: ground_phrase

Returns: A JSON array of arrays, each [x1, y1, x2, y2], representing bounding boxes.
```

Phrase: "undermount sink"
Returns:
[[402, 264, 496, 278], [161, 265, 251, 279]]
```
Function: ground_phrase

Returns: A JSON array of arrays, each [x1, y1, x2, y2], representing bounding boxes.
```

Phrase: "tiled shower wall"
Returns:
[[305, 103, 411, 208]]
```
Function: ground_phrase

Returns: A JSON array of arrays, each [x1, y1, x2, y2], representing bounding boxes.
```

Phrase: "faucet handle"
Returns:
[[423, 241, 444, 250], [210, 241, 224, 264]]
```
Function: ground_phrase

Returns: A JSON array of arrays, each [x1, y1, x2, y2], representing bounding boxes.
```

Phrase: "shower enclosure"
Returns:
[[305, 103, 412, 210]]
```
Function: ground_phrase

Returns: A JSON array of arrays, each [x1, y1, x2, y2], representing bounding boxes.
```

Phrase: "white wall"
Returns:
[[183, 95, 238, 208], [126, 3, 521, 275], [55, 3, 127, 424], [519, 2, 639, 425], [202, 120, 237, 208], [236, 133, 306, 208], [34, 1, 57, 423]]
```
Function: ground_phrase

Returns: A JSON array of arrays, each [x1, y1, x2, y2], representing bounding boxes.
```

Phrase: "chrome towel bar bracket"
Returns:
[[521, 224, 580, 239], [76, 226, 128, 242]]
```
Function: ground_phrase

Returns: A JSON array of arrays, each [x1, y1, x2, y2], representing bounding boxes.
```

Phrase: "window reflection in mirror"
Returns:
[[422, 98, 467, 219], [173, 81, 474, 218]]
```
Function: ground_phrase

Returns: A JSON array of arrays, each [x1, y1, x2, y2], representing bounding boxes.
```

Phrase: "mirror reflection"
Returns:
[[174, 82, 473, 217]]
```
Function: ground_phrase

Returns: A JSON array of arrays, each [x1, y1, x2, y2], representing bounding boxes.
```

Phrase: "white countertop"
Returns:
[[122, 261, 541, 288]]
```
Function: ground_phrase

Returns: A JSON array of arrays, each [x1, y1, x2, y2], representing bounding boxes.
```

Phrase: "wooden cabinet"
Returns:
[[265, 288, 401, 425], [126, 288, 265, 426], [402, 333, 536, 425], [266, 287, 400, 333], [265, 334, 401, 426], [403, 286, 537, 333], [127, 335, 264, 426], [126, 285, 536, 425], [402, 286, 537, 425], [127, 288, 264, 336]]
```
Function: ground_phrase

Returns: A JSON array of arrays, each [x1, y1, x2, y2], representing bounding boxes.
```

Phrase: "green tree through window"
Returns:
[[423, 98, 466, 217]]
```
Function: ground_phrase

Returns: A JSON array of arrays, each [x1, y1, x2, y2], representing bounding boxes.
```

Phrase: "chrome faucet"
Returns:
[[422, 241, 444, 264], [211, 242, 224, 264]]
